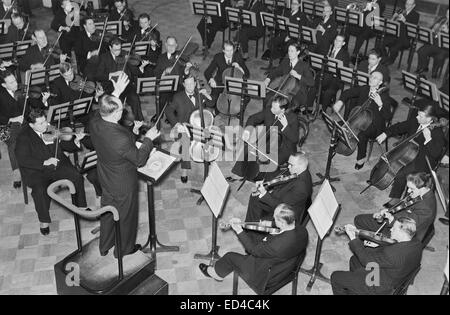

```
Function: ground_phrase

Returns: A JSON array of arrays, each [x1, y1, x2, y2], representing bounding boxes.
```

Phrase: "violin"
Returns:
[[69, 75, 96, 94], [42, 126, 88, 142], [251, 172, 299, 197], [219, 221, 281, 234], [15, 85, 57, 100], [375, 194, 422, 223], [334, 226, 397, 246]]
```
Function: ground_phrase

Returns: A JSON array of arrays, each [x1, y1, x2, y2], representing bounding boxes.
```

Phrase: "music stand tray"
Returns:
[[122, 41, 151, 56], [372, 16, 400, 37], [438, 91, 449, 113], [192, 0, 222, 17], [301, 0, 325, 17], [401, 71, 439, 102], [47, 97, 93, 125], [0, 19, 11, 35], [94, 20, 122, 36], [309, 52, 342, 74], [136, 75, 179, 95], [286, 23, 317, 45], [225, 7, 258, 28], [25, 65, 60, 87], [439, 33, 449, 50], [334, 7, 364, 27], [338, 65, 369, 86], [79, 150, 98, 174]]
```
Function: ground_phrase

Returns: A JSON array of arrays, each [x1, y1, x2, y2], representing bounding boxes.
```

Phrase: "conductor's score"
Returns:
[[224, 300, 270, 310]]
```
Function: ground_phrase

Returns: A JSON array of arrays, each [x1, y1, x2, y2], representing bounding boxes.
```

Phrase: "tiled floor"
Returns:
[[0, 1, 448, 295]]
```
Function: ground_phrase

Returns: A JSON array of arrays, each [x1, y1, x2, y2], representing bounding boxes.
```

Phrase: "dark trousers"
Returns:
[[245, 194, 273, 223], [86, 169, 102, 197], [356, 125, 380, 161], [353, 28, 377, 55], [354, 213, 390, 235], [383, 36, 410, 63], [197, 18, 225, 48], [100, 188, 139, 257], [214, 252, 250, 281], [307, 74, 342, 110], [331, 256, 376, 295], [417, 44, 449, 73], [29, 164, 87, 223], [5, 123, 22, 171], [60, 30, 80, 56], [238, 26, 264, 54]]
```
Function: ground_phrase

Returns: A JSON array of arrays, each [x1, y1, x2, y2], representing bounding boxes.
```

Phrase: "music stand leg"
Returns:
[[194, 215, 221, 263], [202, 14, 209, 60], [299, 237, 330, 291], [314, 131, 340, 191], [142, 182, 180, 256], [191, 188, 205, 205]]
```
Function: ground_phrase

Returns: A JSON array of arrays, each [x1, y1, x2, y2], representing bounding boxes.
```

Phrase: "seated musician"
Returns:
[[312, 3, 337, 55], [204, 40, 250, 116], [19, 29, 65, 72], [376, 103, 446, 208], [94, 37, 144, 121], [119, 10, 137, 43], [261, 0, 308, 62], [236, 0, 266, 60], [165, 74, 214, 183], [15, 108, 87, 235], [51, 0, 81, 56], [350, 0, 386, 58], [245, 151, 312, 226], [135, 13, 161, 44], [196, 0, 230, 51], [416, 9, 449, 78], [332, 71, 392, 170], [382, 0, 420, 66], [89, 73, 161, 257], [135, 14, 162, 77], [108, 0, 134, 22], [3, 12, 31, 44], [358, 48, 391, 84], [355, 172, 437, 243], [198, 203, 309, 294], [264, 42, 314, 111], [0, 0, 14, 21], [230, 96, 299, 181], [330, 217, 423, 295]]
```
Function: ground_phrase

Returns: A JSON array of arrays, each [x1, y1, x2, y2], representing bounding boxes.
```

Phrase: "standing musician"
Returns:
[[51, 0, 81, 56], [3, 12, 31, 44], [196, 0, 231, 51], [376, 103, 446, 208], [354, 172, 437, 243], [89, 74, 161, 257], [416, 9, 449, 78], [264, 42, 314, 110], [94, 37, 144, 121], [15, 108, 87, 235], [244, 151, 312, 225], [330, 217, 423, 295], [199, 203, 309, 295], [261, 0, 308, 62], [19, 29, 65, 72], [312, 3, 337, 55], [108, 0, 134, 22], [358, 48, 391, 84], [236, 0, 266, 60], [204, 40, 250, 115], [333, 71, 392, 170], [165, 74, 214, 183], [382, 0, 420, 66], [230, 96, 299, 180]]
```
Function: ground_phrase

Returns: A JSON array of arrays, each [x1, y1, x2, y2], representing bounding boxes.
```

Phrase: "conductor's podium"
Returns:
[[48, 180, 168, 295]]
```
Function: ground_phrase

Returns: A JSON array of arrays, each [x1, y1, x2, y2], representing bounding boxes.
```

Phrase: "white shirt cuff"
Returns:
[[258, 191, 267, 198], [423, 137, 432, 145]]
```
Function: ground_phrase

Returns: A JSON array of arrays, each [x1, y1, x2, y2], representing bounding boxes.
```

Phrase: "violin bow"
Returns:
[[54, 109, 62, 160], [20, 72, 32, 123], [118, 8, 128, 22], [121, 35, 137, 74], [245, 138, 278, 166], [153, 102, 169, 129], [266, 87, 289, 99], [1, 0, 15, 20], [335, 111, 360, 142], [97, 16, 109, 52], [142, 23, 159, 41], [167, 35, 193, 74], [21, 21, 30, 42]]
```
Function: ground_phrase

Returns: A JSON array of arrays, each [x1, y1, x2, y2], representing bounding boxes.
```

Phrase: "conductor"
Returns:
[[89, 73, 161, 257]]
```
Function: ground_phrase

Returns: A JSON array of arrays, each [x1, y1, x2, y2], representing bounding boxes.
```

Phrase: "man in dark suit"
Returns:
[[199, 203, 308, 294], [313, 3, 337, 55], [231, 96, 299, 181], [264, 42, 314, 110], [3, 12, 30, 44], [354, 172, 437, 243], [237, 0, 266, 60], [95, 38, 144, 121], [51, 0, 80, 55], [74, 17, 104, 77], [358, 49, 391, 84], [108, 0, 134, 22], [134, 13, 161, 44], [331, 217, 423, 295], [165, 74, 214, 183], [0, 0, 14, 20], [19, 29, 62, 72], [376, 103, 446, 207], [196, 0, 230, 50], [333, 71, 392, 169], [89, 73, 160, 257], [204, 40, 249, 114], [245, 151, 312, 225], [15, 108, 87, 235], [383, 0, 420, 66]]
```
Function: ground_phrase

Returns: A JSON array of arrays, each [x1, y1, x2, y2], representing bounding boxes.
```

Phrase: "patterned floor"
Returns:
[[0, 1, 448, 295]]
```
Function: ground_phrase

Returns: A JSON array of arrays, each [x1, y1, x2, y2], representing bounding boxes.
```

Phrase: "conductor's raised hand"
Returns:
[[332, 100, 343, 113], [145, 126, 161, 141], [112, 72, 129, 97]]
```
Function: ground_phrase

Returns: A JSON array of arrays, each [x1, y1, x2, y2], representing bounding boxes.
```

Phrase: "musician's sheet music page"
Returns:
[[308, 180, 339, 240], [201, 162, 229, 218], [137, 148, 177, 181]]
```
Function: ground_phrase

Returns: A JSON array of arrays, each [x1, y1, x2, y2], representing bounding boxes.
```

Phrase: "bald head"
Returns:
[[99, 95, 123, 118], [369, 71, 383, 88], [288, 151, 309, 175]]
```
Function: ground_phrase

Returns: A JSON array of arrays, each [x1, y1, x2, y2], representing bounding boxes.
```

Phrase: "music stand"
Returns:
[[78, 150, 98, 174], [263, 0, 288, 8], [334, 7, 364, 41], [438, 33, 449, 82], [13, 40, 33, 58], [223, 76, 266, 126], [194, 162, 230, 263], [137, 147, 179, 256], [300, 180, 341, 291], [47, 97, 93, 128], [338, 65, 369, 87], [301, 0, 325, 18], [314, 112, 351, 191], [286, 23, 317, 45], [192, 0, 222, 59], [0, 19, 10, 35], [136, 76, 179, 130], [401, 70, 438, 119], [405, 23, 433, 72], [122, 41, 151, 56], [426, 156, 448, 216], [94, 20, 122, 35], [438, 90, 449, 113], [260, 12, 289, 70], [225, 7, 257, 53], [25, 65, 60, 88], [372, 16, 400, 48]]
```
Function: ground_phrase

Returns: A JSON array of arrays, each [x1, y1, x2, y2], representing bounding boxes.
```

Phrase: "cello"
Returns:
[[366, 120, 446, 192], [335, 85, 388, 156]]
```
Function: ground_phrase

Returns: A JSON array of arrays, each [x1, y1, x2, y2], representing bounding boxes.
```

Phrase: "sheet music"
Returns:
[[308, 180, 339, 240], [201, 162, 229, 218], [138, 148, 177, 182]]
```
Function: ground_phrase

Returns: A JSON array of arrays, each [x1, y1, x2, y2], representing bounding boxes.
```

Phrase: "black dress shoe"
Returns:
[[199, 263, 212, 279], [354, 162, 365, 170], [181, 176, 188, 183], [13, 181, 21, 189], [40, 226, 50, 236], [150, 114, 157, 123], [439, 218, 449, 225], [130, 244, 142, 254]]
